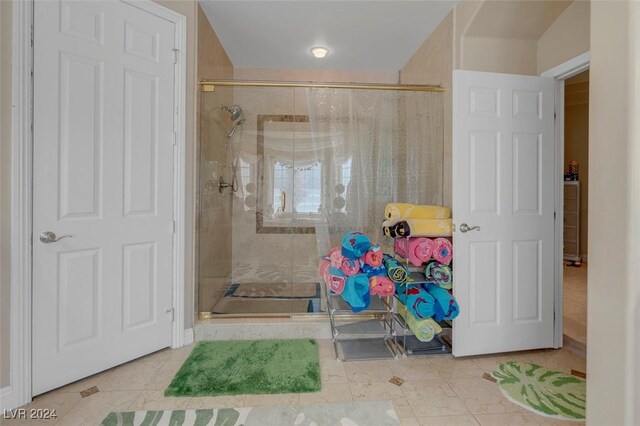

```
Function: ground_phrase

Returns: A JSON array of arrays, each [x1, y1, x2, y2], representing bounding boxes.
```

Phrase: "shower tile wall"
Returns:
[[198, 93, 234, 313], [196, 3, 234, 315]]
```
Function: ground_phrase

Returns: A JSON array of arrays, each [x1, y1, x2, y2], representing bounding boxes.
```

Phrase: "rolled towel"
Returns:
[[384, 203, 415, 222], [393, 219, 453, 238], [425, 260, 453, 289], [397, 300, 442, 342], [425, 283, 459, 321], [341, 232, 372, 260], [362, 244, 383, 267], [360, 263, 387, 277], [382, 220, 400, 238], [369, 275, 395, 297], [327, 266, 346, 295], [394, 238, 409, 257], [385, 203, 451, 222], [327, 247, 344, 268], [341, 273, 370, 312], [399, 285, 436, 320], [382, 254, 409, 284], [405, 238, 436, 267], [340, 257, 360, 276], [432, 238, 453, 265], [318, 258, 331, 284]]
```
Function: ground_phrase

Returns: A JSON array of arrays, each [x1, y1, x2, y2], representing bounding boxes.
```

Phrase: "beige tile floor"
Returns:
[[4, 340, 586, 426], [563, 264, 587, 345]]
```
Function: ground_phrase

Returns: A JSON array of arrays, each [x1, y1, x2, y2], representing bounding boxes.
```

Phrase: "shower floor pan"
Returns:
[[202, 282, 324, 318]]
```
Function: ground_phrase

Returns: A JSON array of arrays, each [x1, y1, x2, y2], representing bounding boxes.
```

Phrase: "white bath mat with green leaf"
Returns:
[[492, 361, 586, 421]]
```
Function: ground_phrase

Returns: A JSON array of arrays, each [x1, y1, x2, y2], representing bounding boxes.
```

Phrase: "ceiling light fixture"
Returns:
[[310, 46, 329, 59]]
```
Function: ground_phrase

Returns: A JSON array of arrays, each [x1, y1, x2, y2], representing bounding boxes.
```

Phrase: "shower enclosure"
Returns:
[[197, 82, 444, 318]]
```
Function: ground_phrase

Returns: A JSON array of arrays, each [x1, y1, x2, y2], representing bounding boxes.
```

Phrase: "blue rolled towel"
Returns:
[[425, 283, 459, 321], [400, 284, 436, 320], [341, 232, 372, 259], [360, 263, 387, 277], [383, 254, 409, 283], [341, 273, 371, 313]]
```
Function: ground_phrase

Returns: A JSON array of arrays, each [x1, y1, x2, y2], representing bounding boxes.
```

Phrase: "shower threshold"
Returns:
[[201, 281, 325, 319]]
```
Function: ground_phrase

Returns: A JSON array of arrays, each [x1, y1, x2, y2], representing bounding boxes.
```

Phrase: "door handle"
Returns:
[[280, 190, 286, 212], [39, 231, 72, 244], [459, 223, 481, 233]]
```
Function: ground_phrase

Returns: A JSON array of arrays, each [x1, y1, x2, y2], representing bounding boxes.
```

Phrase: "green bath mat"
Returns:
[[492, 361, 586, 421], [165, 339, 320, 397]]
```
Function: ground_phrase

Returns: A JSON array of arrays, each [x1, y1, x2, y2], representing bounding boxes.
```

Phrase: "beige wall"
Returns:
[[564, 75, 589, 259], [462, 36, 538, 75], [453, 1, 483, 69], [400, 12, 453, 208], [233, 68, 398, 84], [195, 4, 234, 314], [197, 5, 233, 81], [588, 2, 640, 424], [537, 0, 590, 75], [0, 0, 12, 390]]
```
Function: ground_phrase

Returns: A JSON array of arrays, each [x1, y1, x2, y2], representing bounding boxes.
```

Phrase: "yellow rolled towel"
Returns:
[[395, 218, 453, 238], [385, 203, 451, 222], [397, 300, 442, 342]]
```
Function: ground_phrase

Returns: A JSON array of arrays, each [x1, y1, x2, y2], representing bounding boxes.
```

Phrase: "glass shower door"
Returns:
[[227, 86, 296, 315]]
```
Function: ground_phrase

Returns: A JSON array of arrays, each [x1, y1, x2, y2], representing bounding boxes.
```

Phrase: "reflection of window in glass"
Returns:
[[272, 161, 322, 215], [295, 162, 322, 213], [339, 158, 352, 212], [238, 157, 251, 190], [272, 162, 293, 213]]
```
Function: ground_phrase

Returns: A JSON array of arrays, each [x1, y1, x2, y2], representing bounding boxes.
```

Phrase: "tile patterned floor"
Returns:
[[563, 264, 587, 345], [4, 340, 586, 426]]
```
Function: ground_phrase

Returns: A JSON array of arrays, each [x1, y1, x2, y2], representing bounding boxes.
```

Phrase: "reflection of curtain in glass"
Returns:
[[306, 88, 444, 256]]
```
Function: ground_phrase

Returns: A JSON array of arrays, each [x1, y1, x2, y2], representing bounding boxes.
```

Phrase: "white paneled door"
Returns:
[[33, 1, 178, 394], [452, 70, 555, 356]]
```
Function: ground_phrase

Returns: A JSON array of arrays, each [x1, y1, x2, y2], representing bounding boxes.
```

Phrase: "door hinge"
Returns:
[[172, 130, 177, 145], [166, 308, 175, 322], [554, 211, 556, 220], [171, 219, 176, 235], [172, 48, 180, 64]]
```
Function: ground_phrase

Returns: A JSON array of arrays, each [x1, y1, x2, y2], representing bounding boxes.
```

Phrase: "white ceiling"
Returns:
[[199, 1, 458, 73]]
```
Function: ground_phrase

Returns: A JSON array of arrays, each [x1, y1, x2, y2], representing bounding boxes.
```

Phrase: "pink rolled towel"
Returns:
[[394, 238, 409, 257], [361, 244, 383, 267], [327, 247, 344, 268], [340, 257, 360, 276], [369, 275, 395, 297], [397, 238, 435, 266], [328, 266, 346, 294], [432, 238, 453, 265], [318, 259, 330, 283]]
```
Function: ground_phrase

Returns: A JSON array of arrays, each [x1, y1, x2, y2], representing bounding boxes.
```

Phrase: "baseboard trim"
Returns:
[[0, 386, 16, 411], [183, 328, 194, 345]]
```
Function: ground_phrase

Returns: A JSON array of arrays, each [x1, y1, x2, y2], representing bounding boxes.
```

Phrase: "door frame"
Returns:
[[7, 0, 187, 409], [541, 51, 590, 349]]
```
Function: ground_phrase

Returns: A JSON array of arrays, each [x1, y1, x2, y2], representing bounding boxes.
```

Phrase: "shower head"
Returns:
[[223, 105, 243, 122], [227, 118, 245, 138]]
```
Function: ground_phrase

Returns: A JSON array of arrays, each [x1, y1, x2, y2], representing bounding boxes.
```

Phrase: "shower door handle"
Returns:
[[280, 190, 286, 212]]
